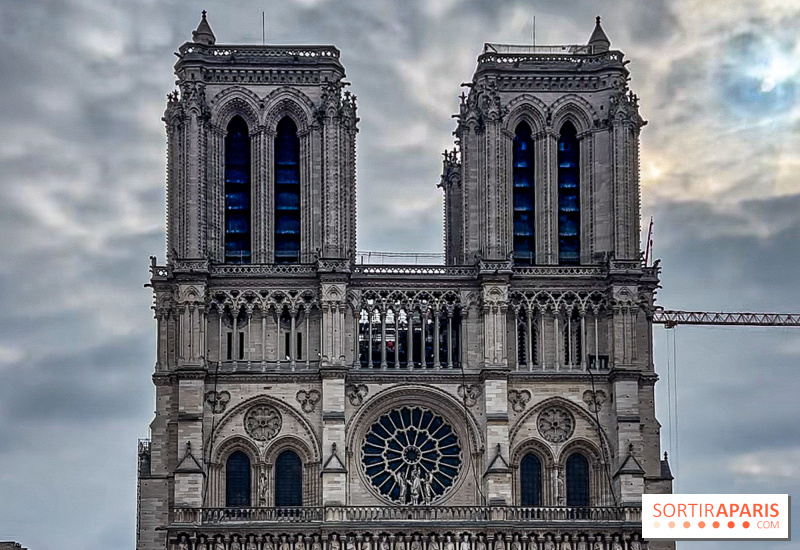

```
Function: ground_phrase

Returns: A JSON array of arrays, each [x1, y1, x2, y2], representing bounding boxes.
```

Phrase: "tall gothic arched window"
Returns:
[[520, 453, 542, 506], [226, 451, 251, 507], [225, 116, 251, 264], [558, 121, 580, 264], [566, 452, 590, 506], [274, 117, 301, 263], [274, 450, 302, 506], [513, 122, 536, 265]]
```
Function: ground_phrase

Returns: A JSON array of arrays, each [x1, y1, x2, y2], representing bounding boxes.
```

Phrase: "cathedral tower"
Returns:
[[138, 14, 672, 550]]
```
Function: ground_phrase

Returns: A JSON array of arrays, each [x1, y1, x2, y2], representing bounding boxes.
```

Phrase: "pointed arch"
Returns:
[[274, 449, 303, 506], [558, 121, 580, 264], [520, 453, 543, 506], [225, 115, 252, 263], [274, 116, 301, 263], [512, 121, 536, 265], [226, 450, 252, 507], [565, 452, 590, 506], [211, 87, 262, 130]]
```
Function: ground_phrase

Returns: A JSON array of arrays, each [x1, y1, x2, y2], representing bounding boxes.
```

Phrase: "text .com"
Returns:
[[642, 494, 790, 540]]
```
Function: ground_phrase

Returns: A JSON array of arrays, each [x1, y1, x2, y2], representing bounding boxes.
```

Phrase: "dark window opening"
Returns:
[[558, 121, 580, 264], [274, 117, 301, 264], [226, 332, 232, 361], [513, 122, 536, 265], [520, 453, 542, 506], [297, 333, 303, 360], [588, 354, 609, 370], [274, 450, 302, 506], [226, 451, 251, 507], [566, 452, 590, 506], [285, 332, 291, 360], [238, 331, 245, 360], [225, 116, 251, 264]]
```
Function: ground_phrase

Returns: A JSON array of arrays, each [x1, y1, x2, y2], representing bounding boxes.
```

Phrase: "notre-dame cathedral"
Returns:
[[137, 12, 674, 550]]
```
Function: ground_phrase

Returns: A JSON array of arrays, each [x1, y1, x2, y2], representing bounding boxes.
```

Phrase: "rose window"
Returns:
[[361, 406, 462, 504], [537, 406, 575, 443], [243, 405, 282, 441]]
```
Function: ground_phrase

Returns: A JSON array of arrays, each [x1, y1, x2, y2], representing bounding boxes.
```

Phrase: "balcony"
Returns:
[[172, 505, 642, 527]]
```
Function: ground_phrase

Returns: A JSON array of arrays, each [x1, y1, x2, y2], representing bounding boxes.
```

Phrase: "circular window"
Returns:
[[361, 406, 462, 504]]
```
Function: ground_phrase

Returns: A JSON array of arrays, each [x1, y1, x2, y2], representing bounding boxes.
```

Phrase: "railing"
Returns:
[[484, 43, 594, 55], [352, 265, 476, 276], [181, 44, 340, 61], [172, 506, 641, 525]]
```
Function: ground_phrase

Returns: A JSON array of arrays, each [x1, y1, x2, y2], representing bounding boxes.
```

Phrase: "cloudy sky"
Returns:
[[1, 0, 799, 549]]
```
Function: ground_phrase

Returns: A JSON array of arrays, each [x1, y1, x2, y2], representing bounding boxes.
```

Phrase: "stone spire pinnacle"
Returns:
[[588, 15, 610, 53], [192, 10, 216, 46]]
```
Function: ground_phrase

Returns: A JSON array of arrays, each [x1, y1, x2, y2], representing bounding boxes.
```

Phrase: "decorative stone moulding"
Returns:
[[536, 406, 575, 443], [243, 404, 282, 441], [296, 389, 321, 413], [361, 406, 462, 505]]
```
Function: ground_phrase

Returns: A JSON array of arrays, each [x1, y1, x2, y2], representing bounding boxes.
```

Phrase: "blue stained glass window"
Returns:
[[566, 452, 590, 506], [513, 122, 536, 265], [520, 453, 542, 506], [225, 117, 251, 264], [274, 450, 302, 507], [274, 117, 301, 263], [226, 451, 251, 507], [558, 122, 580, 264]]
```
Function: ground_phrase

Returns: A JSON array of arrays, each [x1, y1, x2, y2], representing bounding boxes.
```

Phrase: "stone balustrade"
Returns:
[[172, 505, 641, 526]]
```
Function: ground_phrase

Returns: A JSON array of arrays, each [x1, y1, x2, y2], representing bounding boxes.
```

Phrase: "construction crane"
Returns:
[[653, 310, 800, 329]]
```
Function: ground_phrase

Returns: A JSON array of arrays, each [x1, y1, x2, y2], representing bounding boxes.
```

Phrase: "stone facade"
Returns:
[[137, 13, 673, 550]]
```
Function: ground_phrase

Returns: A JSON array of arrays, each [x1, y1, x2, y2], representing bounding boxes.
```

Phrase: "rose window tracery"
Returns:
[[361, 406, 462, 504], [243, 405, 282, 441], [537, 406, 575, 443]]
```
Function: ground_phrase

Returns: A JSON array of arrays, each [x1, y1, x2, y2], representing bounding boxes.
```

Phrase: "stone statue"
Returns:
[[312, 537, 322, 550], [361, 539, 370, 550], [443, 536, 455, 550], [494, 537, 504, 550], [393, 468, 408, 503], [561, 535, 573, 550], [230, 535, 242, 550], [459, 534, 470, 550], [556, 471, 566, 506], [395, 537, 406, 550], [475, 538, 486, 550], [410, 536, 421, 550], [628, 536, 642, 550], [593, 539, 604, 550], [429, 537, 440, 550], [611, 535, 623, 550], [421, 471, 434, 504], [409, 466, 423, 505], [281, 535, 291, 550], [380, 537, 391, 550], [259, 464, 268, 505], [246, 535, 259, 550], [178, 535, 190, 550], [509, 535, 521, 550], [214, 536, 226, 550], [576, 535, 588, 550], [542, 534, 555, 550], [196, 537, 208, 550], [346, 537, 357, 550], [296, 536, 306, 550], [329, 535, 340, 550], [264, 536, 275, 550]]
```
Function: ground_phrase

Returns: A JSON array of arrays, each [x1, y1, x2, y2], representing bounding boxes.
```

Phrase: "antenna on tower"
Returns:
[[533, 15, 536, 46], [262, 11, 265, 45]]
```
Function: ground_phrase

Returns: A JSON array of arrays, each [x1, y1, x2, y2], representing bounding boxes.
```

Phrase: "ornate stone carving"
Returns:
[[243, 404, 282, 441], [457, 384, 481, 408], [537, 406, 575, 443], [361, 406, 462, 504], [507, 389, 531, 413], [582, 389, 607, 412], [346, 384, 369, 406], [296, 389, 321, 413], [205, 390, 231, 413]]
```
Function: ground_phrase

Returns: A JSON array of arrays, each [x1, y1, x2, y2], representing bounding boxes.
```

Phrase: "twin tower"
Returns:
[[138, 12, 672, 550]]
